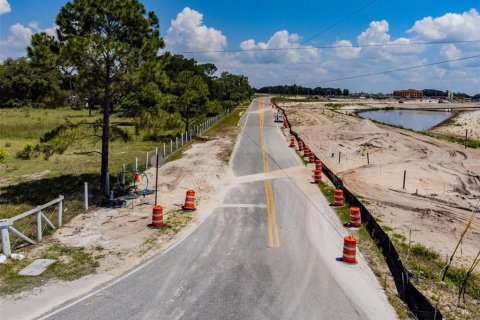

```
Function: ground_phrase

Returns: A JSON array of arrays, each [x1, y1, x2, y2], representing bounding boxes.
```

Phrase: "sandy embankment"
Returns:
[[432, 109, 480, 141], [284, 104, 480, 264]]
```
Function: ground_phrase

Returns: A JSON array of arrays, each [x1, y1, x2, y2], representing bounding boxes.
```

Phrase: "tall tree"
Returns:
[[0, 57, 63, 108], [32, 0, 164, 194], [174, 71, 209, 132]]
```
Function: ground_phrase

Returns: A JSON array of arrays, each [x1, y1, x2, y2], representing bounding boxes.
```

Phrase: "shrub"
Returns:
[[16, 143, 36, 160], [0, 148, 8, 163], [410, 243, 440, 260]]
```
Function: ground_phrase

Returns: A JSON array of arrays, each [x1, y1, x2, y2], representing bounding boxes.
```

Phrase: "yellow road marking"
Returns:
[[259, 100, 281, 248]]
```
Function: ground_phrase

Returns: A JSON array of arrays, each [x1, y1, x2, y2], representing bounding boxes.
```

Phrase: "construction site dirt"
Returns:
[[283, 101, 480, 266]]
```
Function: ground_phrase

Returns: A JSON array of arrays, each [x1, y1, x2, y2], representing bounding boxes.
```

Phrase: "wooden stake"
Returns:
[[465, 129, 468, 148], [403, 170, 406, 190]]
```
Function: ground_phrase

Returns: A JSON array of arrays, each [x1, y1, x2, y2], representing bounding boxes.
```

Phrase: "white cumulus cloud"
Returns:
[[408, 9, 480, 41], [333, 40, 361, 59], [0, 22, 57, 60], [0, 23, 33, 59], [165, 7, 226, 55], [238, 30, 319, 64], [440, 44, 461, 60], [357, 20, 390, 45], [0, 0, 11, 15]]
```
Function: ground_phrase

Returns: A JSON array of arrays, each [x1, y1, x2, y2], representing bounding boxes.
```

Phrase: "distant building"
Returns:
[[393, 89, 423, 99], [447, 90, 454, 99]]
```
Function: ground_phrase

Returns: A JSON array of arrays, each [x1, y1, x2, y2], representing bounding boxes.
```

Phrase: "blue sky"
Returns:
[[1, 0, 480, 93]]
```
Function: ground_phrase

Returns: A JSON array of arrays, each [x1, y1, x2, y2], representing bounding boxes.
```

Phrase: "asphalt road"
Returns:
[[38, 98, 396, 320]]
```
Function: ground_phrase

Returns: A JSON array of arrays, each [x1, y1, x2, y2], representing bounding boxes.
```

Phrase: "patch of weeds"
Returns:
[[382, 225, 394, 232], [142, 210, 195, 251], [410, 243, 440, 261], [203, 107, 246, 139], [219, 148, 234, 164], [165, 143, 194, 164], [391, 233, 406, 243], [0, 243, 98, 296], [430, 193, 438, 197], [325, 103, 346, 110]]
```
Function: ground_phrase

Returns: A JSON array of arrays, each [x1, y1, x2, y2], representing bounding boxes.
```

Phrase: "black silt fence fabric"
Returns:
[[274, 101, 443, 320]]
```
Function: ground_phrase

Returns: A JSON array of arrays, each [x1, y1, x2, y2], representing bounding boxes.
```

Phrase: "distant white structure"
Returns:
[[447, 90, 454, 100]]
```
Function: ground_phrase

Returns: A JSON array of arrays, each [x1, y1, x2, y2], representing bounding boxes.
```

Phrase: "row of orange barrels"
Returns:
[[289, 136, 323, 183], [287, 134, 362, 264], [151, 190, 196, 228]]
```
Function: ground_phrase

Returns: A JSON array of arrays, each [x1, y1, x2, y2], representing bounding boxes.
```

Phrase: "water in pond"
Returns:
[[359, 109, 452, 131]]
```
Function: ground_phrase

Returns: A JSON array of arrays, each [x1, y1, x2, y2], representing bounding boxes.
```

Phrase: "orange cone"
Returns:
[[333, 189, 344, 207], [152, 205, 164, 228], [182, 190, 196, 211], [349, 207, 362, 228], [314, 169, 322, 184], [303, 145, 310, 157], [342, 236, 357, 264], [289, 137, 295, 147], [298, 140, 304, 152]]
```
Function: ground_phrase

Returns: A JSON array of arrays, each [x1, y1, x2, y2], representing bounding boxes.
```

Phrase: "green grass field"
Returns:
[[0, 107, 159, 219]]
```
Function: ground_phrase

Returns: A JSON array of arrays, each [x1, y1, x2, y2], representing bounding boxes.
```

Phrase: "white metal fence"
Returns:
[[0, 109, 232, 256]]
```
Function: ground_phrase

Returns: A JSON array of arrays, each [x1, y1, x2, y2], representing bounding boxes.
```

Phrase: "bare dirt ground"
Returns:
[[1, 135, 237, 320], [54, 137, 232, 273], [284, 103, 480, 266], [432, 110, 480, 141]]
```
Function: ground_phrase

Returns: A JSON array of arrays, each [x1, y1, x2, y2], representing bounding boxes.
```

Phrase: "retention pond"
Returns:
[[358, 109, 453, 131]]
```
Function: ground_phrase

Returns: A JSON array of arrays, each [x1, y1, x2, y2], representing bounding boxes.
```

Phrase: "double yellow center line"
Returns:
[[259, 100, 281, 248]]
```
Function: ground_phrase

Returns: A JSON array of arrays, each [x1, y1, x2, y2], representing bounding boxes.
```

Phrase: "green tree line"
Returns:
[[256, 85, 349, 96], [0, 0, 253, 194]]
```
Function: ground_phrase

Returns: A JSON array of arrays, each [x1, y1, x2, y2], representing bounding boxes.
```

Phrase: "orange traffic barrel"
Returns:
[[314, 169, 322, 184], [333, 189, 344, 207], [342, 236, 357, 264], [303, 146, 310, 157], [349, 207, 362, 228], [135, 171, 141, 182], [182, 190, 196, 211], [152, 205, 164, 228], [289, 137, 295, 147], [298, 140, 304, 152], [309, 152, 315, 163]]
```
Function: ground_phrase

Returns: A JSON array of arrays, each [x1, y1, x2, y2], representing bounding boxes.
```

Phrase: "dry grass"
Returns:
[[0, 243, 99, 296]]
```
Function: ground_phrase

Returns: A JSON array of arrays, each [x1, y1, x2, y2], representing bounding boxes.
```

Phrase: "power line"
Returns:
[[300, 0, 378, 45], [173, 39, 480, 55], [300, 54, 480, 86]]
